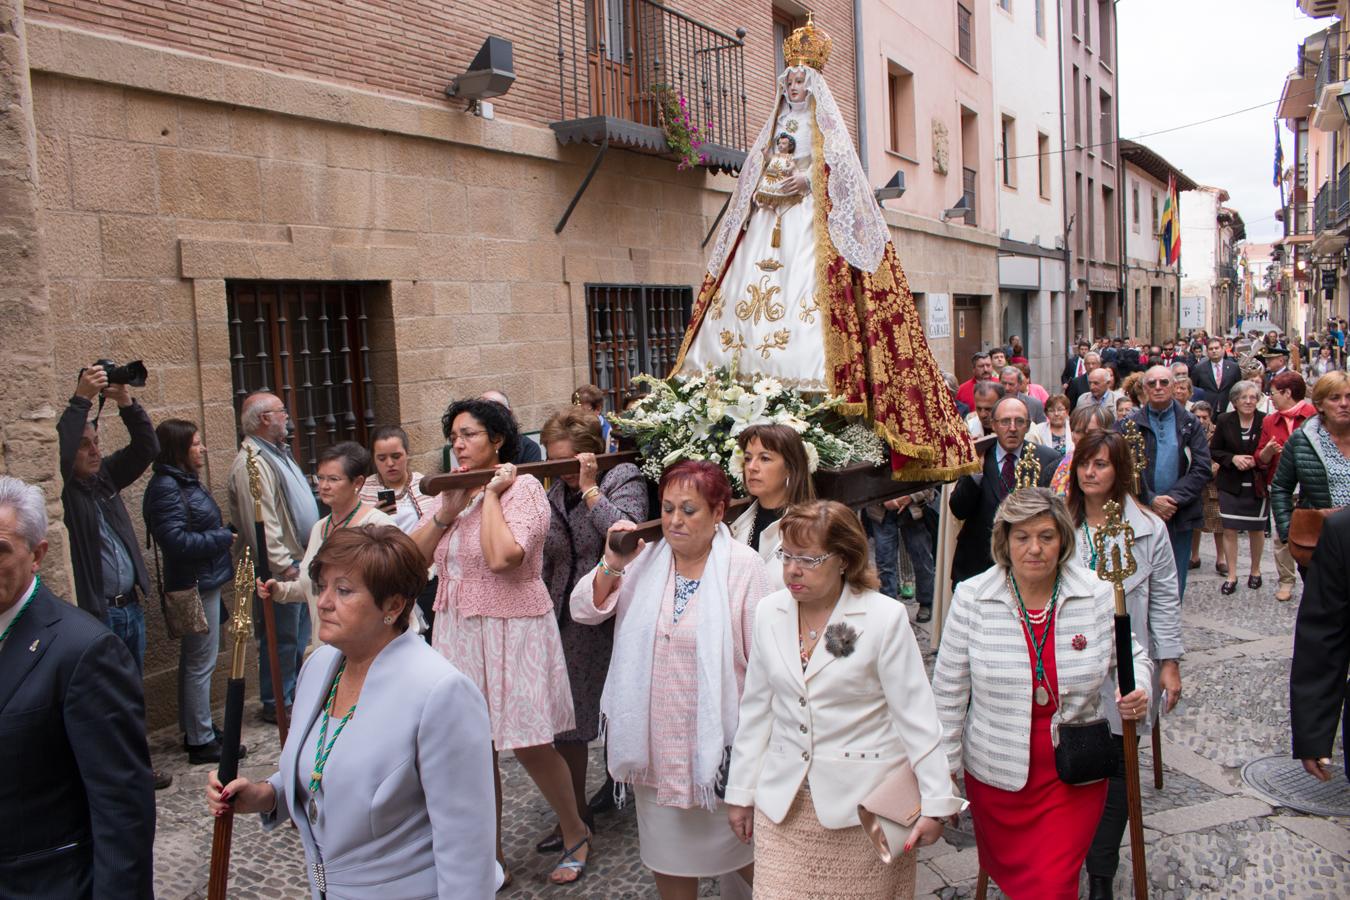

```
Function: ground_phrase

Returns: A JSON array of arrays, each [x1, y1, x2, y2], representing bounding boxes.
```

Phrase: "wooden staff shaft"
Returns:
[[606, 498, 754, 555], [260, 589, 290, 748], [1113, 587, 1150, 900], [207, 814, 234, 900], [1152, 719, 1164, 790], [421, 451, 640, 496]]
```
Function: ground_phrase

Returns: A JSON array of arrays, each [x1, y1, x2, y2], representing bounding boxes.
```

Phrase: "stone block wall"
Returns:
[[0, 0, 72, 598]]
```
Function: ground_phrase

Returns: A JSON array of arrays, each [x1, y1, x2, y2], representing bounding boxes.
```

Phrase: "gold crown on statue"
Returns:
[[783, 12, 832, 71]]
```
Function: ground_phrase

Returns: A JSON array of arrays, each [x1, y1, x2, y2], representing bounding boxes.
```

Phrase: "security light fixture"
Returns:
[[941, 196, 974, 225], [446, 36, 516, 117], [873, 170, 906, 203]]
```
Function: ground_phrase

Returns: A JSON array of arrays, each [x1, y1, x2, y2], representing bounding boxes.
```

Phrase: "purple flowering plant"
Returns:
[[654, 83, 709, 170]]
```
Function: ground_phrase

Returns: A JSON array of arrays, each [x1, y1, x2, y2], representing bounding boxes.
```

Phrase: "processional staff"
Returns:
[[249, 446, 290, 747], [1092, 500, 1150, 900], [1122, 418, 1164, 789], [207, 548, 256, 899], [1014, 449, 1042, 491]]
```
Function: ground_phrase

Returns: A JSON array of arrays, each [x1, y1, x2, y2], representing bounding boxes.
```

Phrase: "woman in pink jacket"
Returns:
[[411, 398, 587, 888]]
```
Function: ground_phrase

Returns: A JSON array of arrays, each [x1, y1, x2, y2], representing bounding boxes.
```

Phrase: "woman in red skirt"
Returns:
[[932, 488, 1151, 899]]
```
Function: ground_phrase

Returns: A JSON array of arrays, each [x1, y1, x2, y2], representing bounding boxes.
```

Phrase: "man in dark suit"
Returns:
[[1189, 337, 1242, 414], [1061, 339, 1092, 390], [948, 397, 1062, 585], [1066, 351, 1102, 409], [1291, 507, 1350, 783], [0, 476, 155, 897]]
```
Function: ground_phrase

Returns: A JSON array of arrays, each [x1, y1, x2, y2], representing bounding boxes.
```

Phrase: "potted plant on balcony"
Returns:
[[652, 83, 708, 171]]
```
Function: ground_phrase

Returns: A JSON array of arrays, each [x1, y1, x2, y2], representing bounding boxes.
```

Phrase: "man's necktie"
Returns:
[[1001, 451, 1017, 491], [1214, 363, 1221, 386], [1077, 358, 1085, 377]]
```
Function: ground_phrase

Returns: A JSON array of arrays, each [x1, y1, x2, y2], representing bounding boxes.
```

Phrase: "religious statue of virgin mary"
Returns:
[[673, 17, 976, 481]]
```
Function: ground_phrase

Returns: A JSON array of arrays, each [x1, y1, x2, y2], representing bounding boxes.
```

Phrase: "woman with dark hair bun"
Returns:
[[572, 461, 769, 899], [144, 419, 239, 764], [410, 398, 587, 887], [536, 405, 648, 852]]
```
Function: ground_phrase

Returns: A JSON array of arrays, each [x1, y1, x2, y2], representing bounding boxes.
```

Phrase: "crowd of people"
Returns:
[[2, 333, 1348, 898]]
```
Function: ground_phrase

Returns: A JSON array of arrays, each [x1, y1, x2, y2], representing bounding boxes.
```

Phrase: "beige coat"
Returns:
[[227, 436, 306, 578]]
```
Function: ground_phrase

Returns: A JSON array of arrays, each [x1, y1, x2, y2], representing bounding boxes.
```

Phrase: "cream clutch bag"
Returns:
[[856, 762, 922, 865]]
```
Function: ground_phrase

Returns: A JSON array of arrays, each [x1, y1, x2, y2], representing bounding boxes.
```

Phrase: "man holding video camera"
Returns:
[[58, 363, 157, 658], [58, 362, 173, 790]]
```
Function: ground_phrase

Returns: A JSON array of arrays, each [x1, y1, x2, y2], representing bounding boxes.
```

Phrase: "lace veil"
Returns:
[[705, 65, 889, 277]]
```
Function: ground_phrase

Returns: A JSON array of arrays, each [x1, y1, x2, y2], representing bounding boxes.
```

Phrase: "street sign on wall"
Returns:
[[1180, 296, 1207, 329]]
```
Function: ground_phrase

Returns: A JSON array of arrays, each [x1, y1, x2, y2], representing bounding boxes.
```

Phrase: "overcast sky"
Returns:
[[1117, 0, 1325, 245]]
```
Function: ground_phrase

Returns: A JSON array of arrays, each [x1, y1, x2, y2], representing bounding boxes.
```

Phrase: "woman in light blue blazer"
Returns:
[[208, 525, 500, 899]]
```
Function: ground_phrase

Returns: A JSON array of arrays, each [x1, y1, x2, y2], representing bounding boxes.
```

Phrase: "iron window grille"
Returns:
[[226, 281, 383, 479], [585, 284, 693, 412]]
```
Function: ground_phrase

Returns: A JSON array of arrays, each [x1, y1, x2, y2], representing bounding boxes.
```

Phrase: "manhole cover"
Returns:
[[1241, 755, 1350, 816]]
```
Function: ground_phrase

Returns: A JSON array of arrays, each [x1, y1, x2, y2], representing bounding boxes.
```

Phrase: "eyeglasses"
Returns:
[[1144, 379, 1172, 387], [774, 548, 835, 569], [993, 417, 1028, 428], [315, 474, 350, 486], [449, 429, 487, 442]]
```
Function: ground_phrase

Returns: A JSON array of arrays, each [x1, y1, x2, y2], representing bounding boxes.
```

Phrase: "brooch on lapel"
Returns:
[[1072, 634, 1088, 651], [824, 622, 859, 658]]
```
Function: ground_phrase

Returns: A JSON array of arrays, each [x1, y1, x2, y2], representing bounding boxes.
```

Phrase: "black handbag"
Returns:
[[1054, 719, 1116, 785]]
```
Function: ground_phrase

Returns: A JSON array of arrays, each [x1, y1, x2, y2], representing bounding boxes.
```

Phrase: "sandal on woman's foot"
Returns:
[[1220, 580, 1238, 595], [549, 833, 591, 886], [537, 813, 594, 854]]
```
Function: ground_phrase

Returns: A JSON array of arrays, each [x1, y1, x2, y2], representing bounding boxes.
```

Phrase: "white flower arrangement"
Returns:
[[609, 366, 888, 492]]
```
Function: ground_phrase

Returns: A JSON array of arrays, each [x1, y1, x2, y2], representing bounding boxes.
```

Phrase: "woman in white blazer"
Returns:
[[725, 501, 964, 900], [729, 424, 816, 590], [208, 526, 499, 899], [932, 488, 1151, 900], [1066, 430, 1184, 898]]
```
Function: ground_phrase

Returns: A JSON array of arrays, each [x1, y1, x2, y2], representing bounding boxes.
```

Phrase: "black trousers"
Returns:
[[416, 575, 439, 644], [1085, 734, 1128, 878]]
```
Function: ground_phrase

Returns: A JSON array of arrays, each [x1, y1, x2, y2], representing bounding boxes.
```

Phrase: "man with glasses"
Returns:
[[948, 397, 1061, 585], [227, 391, 320, 724], [1117, 366, 1212, 598]]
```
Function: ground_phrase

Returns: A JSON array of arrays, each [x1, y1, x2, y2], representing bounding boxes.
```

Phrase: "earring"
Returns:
[[383, 615, 394, 625]]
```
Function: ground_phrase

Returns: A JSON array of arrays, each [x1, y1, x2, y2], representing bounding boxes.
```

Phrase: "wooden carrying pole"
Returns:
[[607, 497, 754, 555], [420, 451, 640, 496], [1092, 500, 1150, 900], [1123, 421, 1164, 790], [207, 547, 257, 899], [248, 447, 289, 747]]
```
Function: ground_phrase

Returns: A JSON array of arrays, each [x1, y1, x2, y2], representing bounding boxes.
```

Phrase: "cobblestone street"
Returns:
[[150, 539, 1349, 899]]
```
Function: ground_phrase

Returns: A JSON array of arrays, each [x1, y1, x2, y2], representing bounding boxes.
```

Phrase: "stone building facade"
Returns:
[[4, 0, 859, 726]]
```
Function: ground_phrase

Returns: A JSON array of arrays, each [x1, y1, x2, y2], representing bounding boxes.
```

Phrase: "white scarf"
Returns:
[[599, 524, 740, 811]]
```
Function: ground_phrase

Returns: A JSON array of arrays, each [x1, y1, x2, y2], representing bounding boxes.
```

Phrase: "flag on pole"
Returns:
[[1274, 122, 1285, 188], [1158, 175, 1180, 266]]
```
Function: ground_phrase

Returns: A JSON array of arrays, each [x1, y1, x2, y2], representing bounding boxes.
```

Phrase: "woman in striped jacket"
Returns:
[[932, 488, 1151, 900]]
